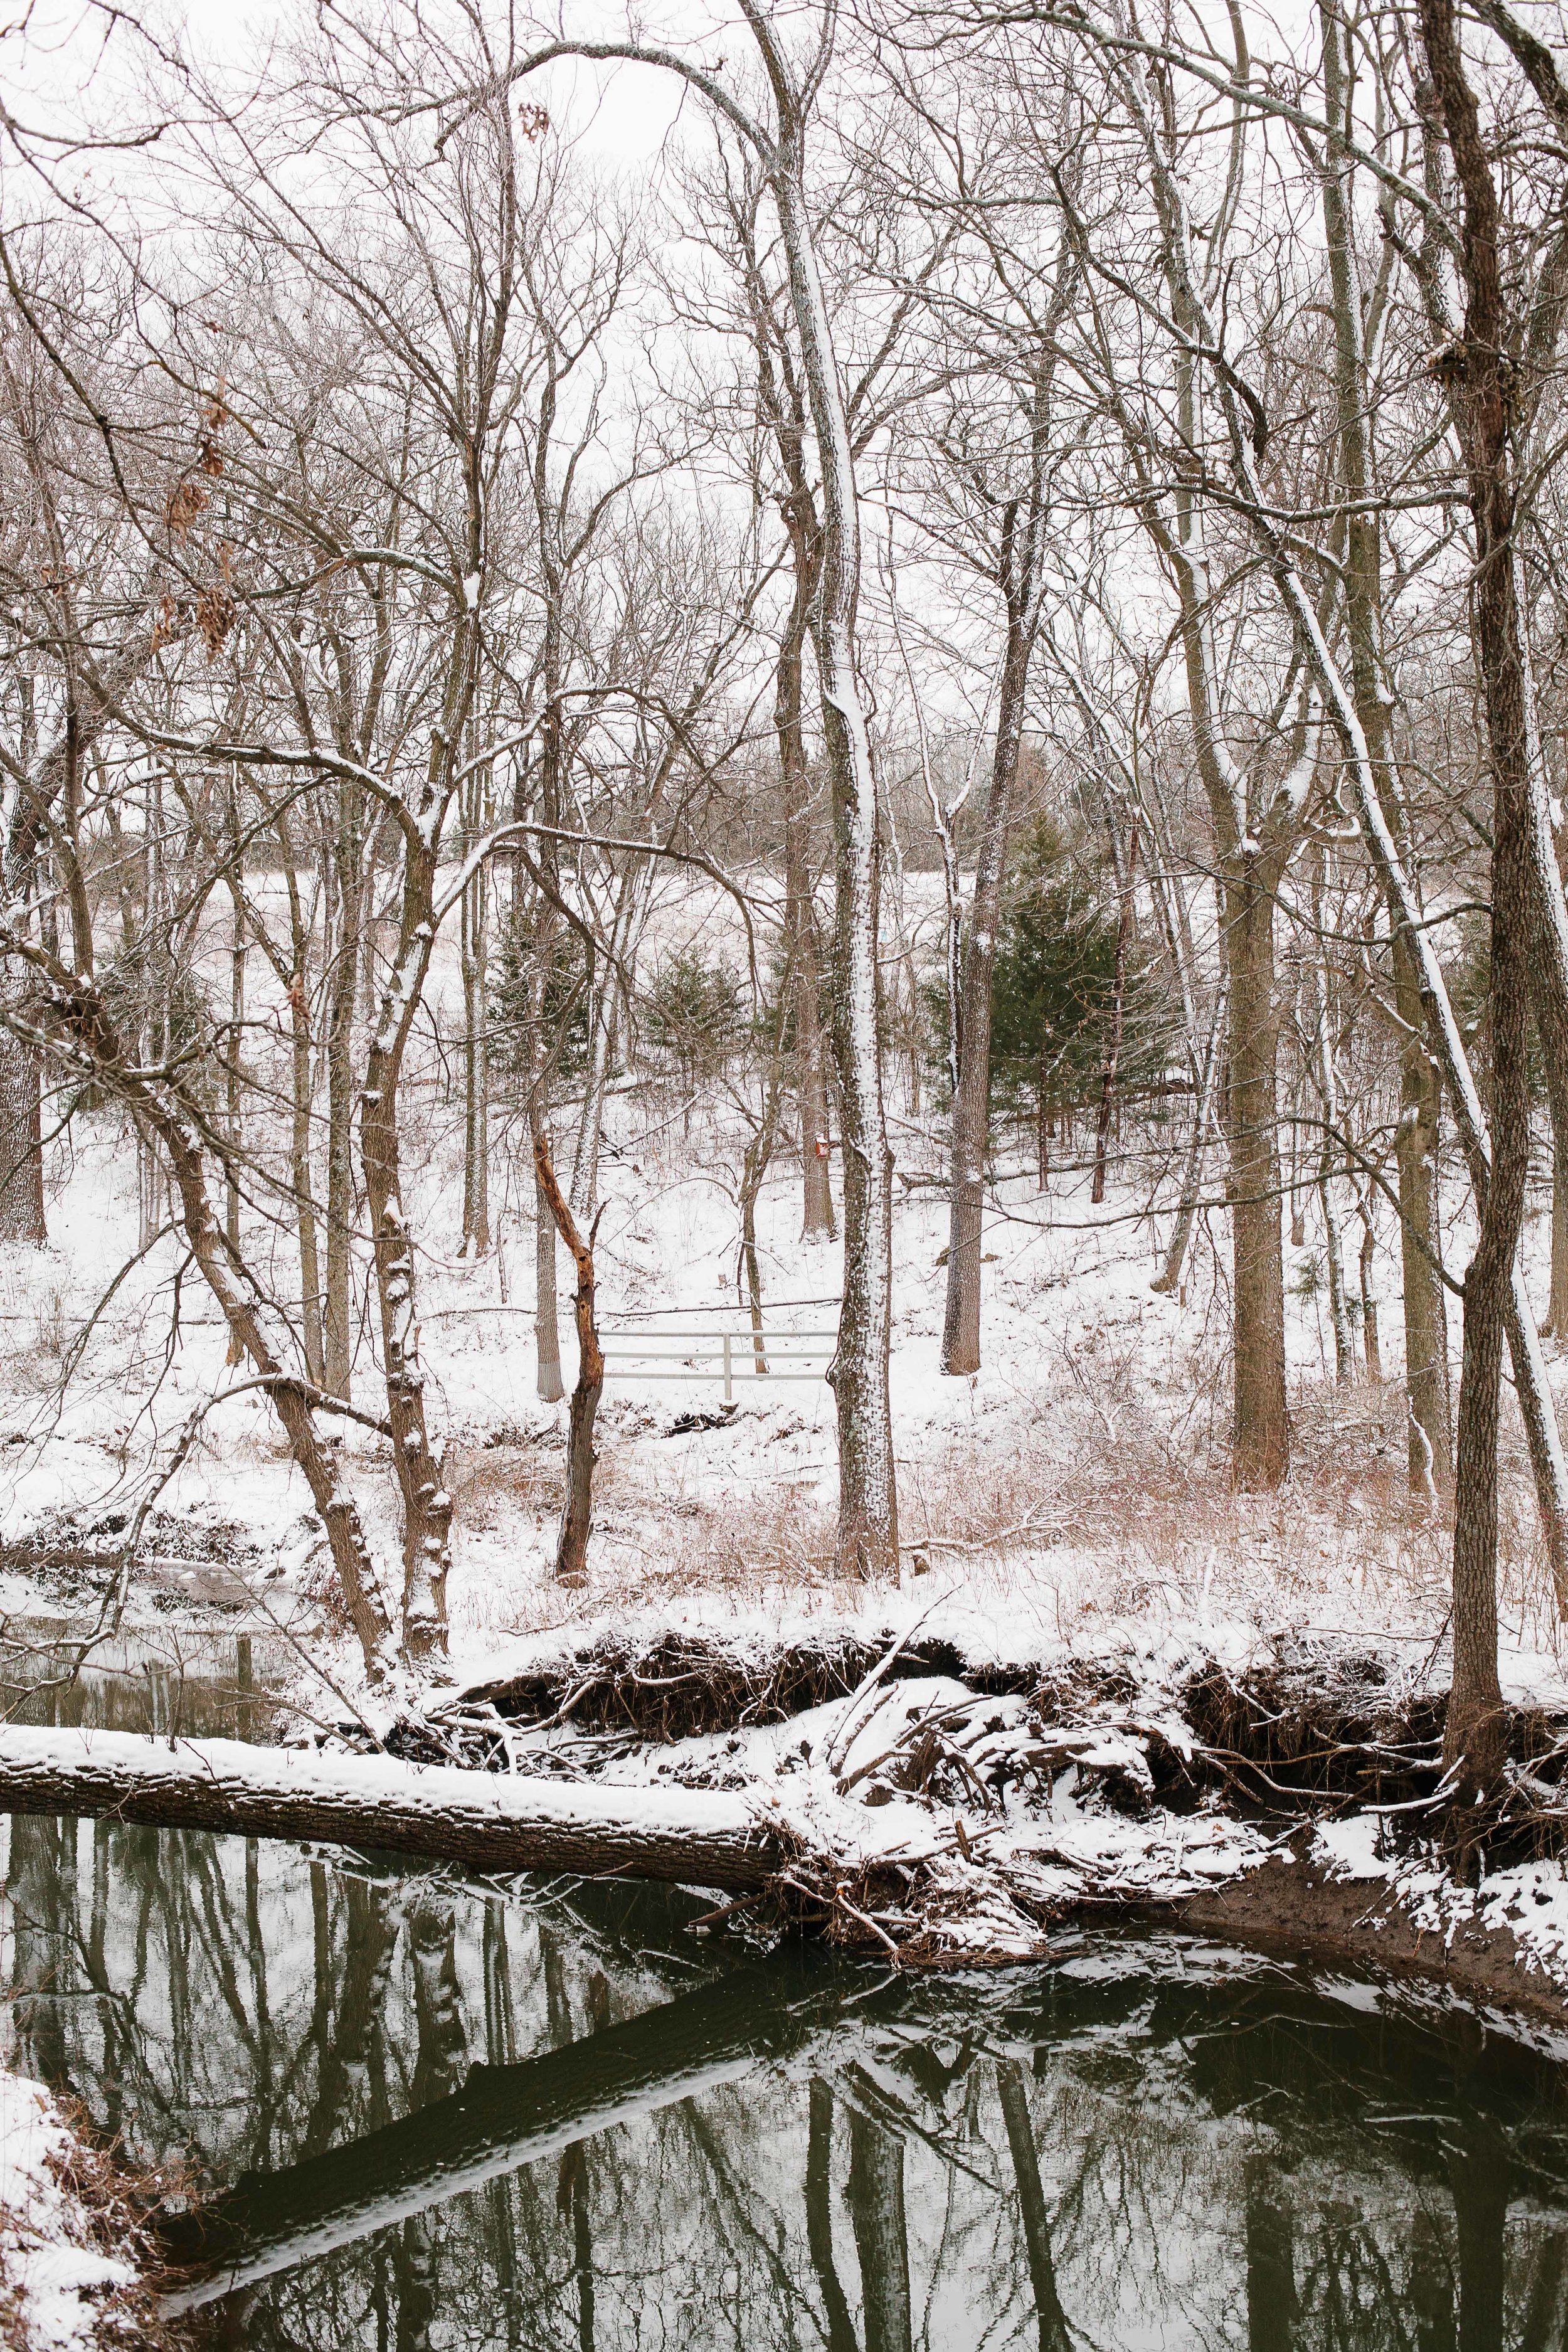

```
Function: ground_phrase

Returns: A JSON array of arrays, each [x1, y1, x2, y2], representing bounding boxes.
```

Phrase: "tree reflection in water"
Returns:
[[5, 1805, 1568, 2348]]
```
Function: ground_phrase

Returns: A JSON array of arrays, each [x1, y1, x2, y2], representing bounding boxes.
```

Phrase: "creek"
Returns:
[[1, 1627, 1565, 2347]]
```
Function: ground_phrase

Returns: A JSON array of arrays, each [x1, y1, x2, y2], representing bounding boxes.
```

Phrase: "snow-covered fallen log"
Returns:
[[0, 1727, 786, 1890], [159, 1961, 826, 2308]]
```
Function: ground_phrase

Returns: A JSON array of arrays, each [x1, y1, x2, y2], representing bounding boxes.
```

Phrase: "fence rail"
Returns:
[[600, 1328, 836, 1403]]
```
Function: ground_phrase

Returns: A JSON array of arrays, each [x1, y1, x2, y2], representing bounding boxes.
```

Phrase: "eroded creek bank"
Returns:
[[364, 1619, 1568, 2010]]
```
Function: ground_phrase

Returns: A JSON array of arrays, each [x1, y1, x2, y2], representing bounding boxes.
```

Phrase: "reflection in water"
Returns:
[[1, 1622, 287, 1742], [6, 1813, 1568, 2348], [1, 1633, 1567, 2346]]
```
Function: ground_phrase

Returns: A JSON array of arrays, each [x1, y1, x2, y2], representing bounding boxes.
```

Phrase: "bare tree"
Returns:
[[511, 6, 901, 1576]]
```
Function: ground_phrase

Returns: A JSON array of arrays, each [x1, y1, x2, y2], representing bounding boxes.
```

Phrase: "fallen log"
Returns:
[[0, 1726, 787, 1890], [158, 1958, 834, 2309]]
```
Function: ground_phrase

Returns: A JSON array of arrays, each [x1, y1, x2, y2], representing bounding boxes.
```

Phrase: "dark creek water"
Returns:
[[3, 1653, 1568, 2346]]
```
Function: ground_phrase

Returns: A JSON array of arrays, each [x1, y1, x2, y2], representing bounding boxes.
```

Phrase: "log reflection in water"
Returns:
[[158, 1959, 830, 2306], [9, 1809, 1568, 2348]]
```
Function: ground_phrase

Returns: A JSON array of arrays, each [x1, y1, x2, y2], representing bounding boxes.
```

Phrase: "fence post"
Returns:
[[723, 1333, 732, 1404]]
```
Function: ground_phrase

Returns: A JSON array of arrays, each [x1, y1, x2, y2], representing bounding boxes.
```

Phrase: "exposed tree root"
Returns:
[[408, 1626, 1568, 1970], [16, 1628, 1568, 1994], [433, 1626, 1558, 1822], [440, 1628, 1032, 1751]]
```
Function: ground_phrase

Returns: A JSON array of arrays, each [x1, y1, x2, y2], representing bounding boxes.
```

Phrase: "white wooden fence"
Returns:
[[599, 1326, 836, 1402]]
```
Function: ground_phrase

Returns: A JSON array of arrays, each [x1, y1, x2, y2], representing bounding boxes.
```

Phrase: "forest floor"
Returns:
[[4, 1107, 1568, 2016]]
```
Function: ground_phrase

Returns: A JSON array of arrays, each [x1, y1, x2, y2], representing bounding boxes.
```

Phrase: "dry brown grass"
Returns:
[[447, 1438, 563, 1533], [594, 1481, 838, 1597], [893, 1361, 1562, 1650], [0, 2095, 203, 2349], [514, 1345, 1565, 1668]]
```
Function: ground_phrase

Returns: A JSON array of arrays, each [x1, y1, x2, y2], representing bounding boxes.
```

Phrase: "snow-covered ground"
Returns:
[[1, 1079, 1557, 1680], [5, 959, 1568, 1988]]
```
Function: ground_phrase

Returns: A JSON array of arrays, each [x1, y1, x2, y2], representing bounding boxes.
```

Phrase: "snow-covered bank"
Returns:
[[405, 1612, 1568, 1985], [1, 1604, 1540, 1996], [0, 2072, 153, 2348]]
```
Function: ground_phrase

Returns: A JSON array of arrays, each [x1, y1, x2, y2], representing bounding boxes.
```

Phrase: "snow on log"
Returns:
[[159, 1961, 828, 2308], [0, 1726, 786, 1890]]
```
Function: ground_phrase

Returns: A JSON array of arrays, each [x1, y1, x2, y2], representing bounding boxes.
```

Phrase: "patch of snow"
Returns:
[[1313, 1815, 1393, 1882]]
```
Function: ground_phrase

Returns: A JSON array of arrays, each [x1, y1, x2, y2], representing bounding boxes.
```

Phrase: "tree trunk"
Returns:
[[1513, 558, 1568, 1360], [770, 126, 898, 1578], [324, 794, 362, 1401], [289, 976, 324, 1389], [1309, 888, 1355, 1385], [1446, 913, 1525, 1811], [1091, 808, 1140, 1207], [941, 616, 1029, 1374], [0, 1024, 46, 1243], [534, 1122, 602, 1586], [225, 881, 244, 1257], [570, 986, 617, 1224], [739, 1054, 785, 1377], [1320, 1162, 1355, 1384], [1397, 1015, 1453, 1490], [361, 844, 452, 1666], [0, 1725, 783, 1895], [278, 837, 324, 1388], [0, 642, 162, 1253], [1320, 0, 1454, 1492], [533, 1130, 565, 1406], [1421, 0, 1544, 1804], [1358, 1204, 1382, 1377], [461, 861, 490, 1257], [1549, 1126, 1568, 1345], [1161, 288, 1294, 1488], [779, 506, 836, 1242], [1153, 982, 1224, 1295], [224, 876, 246, 1368], [1224, 867, 1290, 1484], [539, 19, 893, 1572]]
